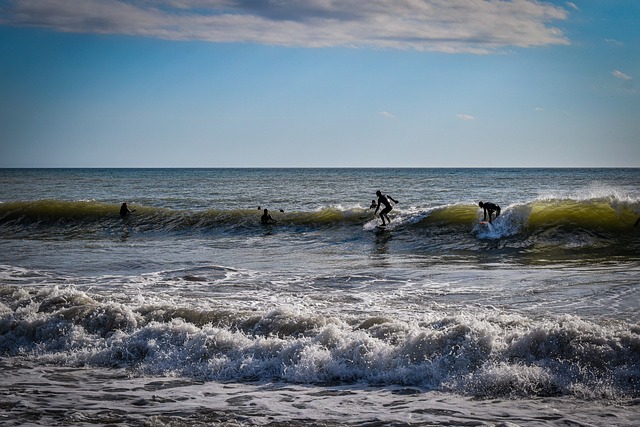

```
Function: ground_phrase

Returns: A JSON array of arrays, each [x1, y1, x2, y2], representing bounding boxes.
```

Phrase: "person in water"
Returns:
[[120, 202, 135, 217], [368, 200, 377, 210], [374, 190, 399, 226], [261, 208, 276, 224], [479, 201, 501, 223]]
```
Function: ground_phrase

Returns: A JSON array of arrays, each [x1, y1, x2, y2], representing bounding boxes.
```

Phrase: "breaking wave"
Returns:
[[1, 197, 639, 259], [1, 284, 638, 401], [1, 197, 638, 232]]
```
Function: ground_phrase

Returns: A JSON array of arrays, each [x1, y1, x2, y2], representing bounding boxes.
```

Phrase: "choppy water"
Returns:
[[1, 168, 639, 426]]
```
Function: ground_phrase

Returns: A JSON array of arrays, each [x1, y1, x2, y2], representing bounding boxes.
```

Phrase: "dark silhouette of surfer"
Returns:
[[479, 201, 500, 223], [261, 208, 276, 224], [120, 202, 135, 218], [374, 190, 399, 226]]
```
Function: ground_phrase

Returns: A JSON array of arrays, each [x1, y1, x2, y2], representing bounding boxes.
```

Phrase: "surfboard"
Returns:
[[479, 221, 489, 225], [375, 224, 387, 229]]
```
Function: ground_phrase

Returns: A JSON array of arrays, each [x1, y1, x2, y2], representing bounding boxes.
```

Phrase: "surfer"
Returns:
[[119, 202, 135, 218], [261, 208, 276, 224], [374, 190, 399, 226], [479, 201, 501, 223], [368, 200, 377, 210]]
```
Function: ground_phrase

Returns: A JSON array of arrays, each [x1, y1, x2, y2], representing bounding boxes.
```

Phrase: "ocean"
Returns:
[[1, 168, 639, 426]]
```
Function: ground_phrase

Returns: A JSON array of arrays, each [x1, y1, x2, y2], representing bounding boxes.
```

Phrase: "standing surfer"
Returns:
[[374, 190, 399, 226]]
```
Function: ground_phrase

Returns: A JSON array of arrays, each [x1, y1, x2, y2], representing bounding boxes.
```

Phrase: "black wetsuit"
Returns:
[[481, 202, 501, 223], [375, 193, 398, 225], [120, 203, 132, 217], [261, 210, 274, 224]]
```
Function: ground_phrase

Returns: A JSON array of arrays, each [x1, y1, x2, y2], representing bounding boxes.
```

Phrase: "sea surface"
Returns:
[[1, 168, 639, 426]]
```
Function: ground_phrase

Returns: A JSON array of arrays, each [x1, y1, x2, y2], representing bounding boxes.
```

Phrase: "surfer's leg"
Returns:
[[381, 207, 392, 224]]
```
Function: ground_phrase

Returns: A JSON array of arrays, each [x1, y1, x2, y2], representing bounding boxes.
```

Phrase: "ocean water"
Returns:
[[1, 168, 639, 426]]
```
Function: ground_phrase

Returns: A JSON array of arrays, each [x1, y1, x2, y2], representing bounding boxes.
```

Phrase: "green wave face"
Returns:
[[1, 198, 638, 257]]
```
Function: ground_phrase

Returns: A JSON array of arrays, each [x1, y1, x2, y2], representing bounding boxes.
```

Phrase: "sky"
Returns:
[[0, 0, 638, 168]]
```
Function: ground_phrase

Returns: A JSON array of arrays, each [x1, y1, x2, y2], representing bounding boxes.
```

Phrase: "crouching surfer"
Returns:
[[479, 201, 501, 223]]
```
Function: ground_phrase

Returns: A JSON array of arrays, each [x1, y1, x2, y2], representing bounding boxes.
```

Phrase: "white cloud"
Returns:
[[457, 114, 476, 121], [0, 0, 570, 54], [566, 2, 579, 11], [379, 111, 395, 119], [605, 38, 623, 47], [534, 107, 544, 112], [612, 70, 632, 81]]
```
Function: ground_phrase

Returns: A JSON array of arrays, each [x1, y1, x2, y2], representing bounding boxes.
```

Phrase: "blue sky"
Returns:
[[0, 0, 638, 167]]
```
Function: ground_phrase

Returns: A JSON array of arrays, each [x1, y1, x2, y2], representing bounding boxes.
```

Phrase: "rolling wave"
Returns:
[[1, 198, 638, 252], [0, 200, 367, 231]]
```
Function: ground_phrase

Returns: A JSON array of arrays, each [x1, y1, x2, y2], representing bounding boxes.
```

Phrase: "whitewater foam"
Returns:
[[1, 282, 638, 402]]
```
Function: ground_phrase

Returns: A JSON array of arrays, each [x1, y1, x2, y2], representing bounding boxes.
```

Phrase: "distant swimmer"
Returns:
[[261, 208, 276, 224], [479, 201, 501, 223], [374, 190, 399, 226], [120, 202, 135, 217]]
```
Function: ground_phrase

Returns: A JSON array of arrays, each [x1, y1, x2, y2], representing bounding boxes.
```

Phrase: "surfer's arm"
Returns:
[[389, 196, 399, 204]]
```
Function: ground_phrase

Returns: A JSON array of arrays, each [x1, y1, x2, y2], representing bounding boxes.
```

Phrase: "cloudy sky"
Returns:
[[0, 0, 638, 167]]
